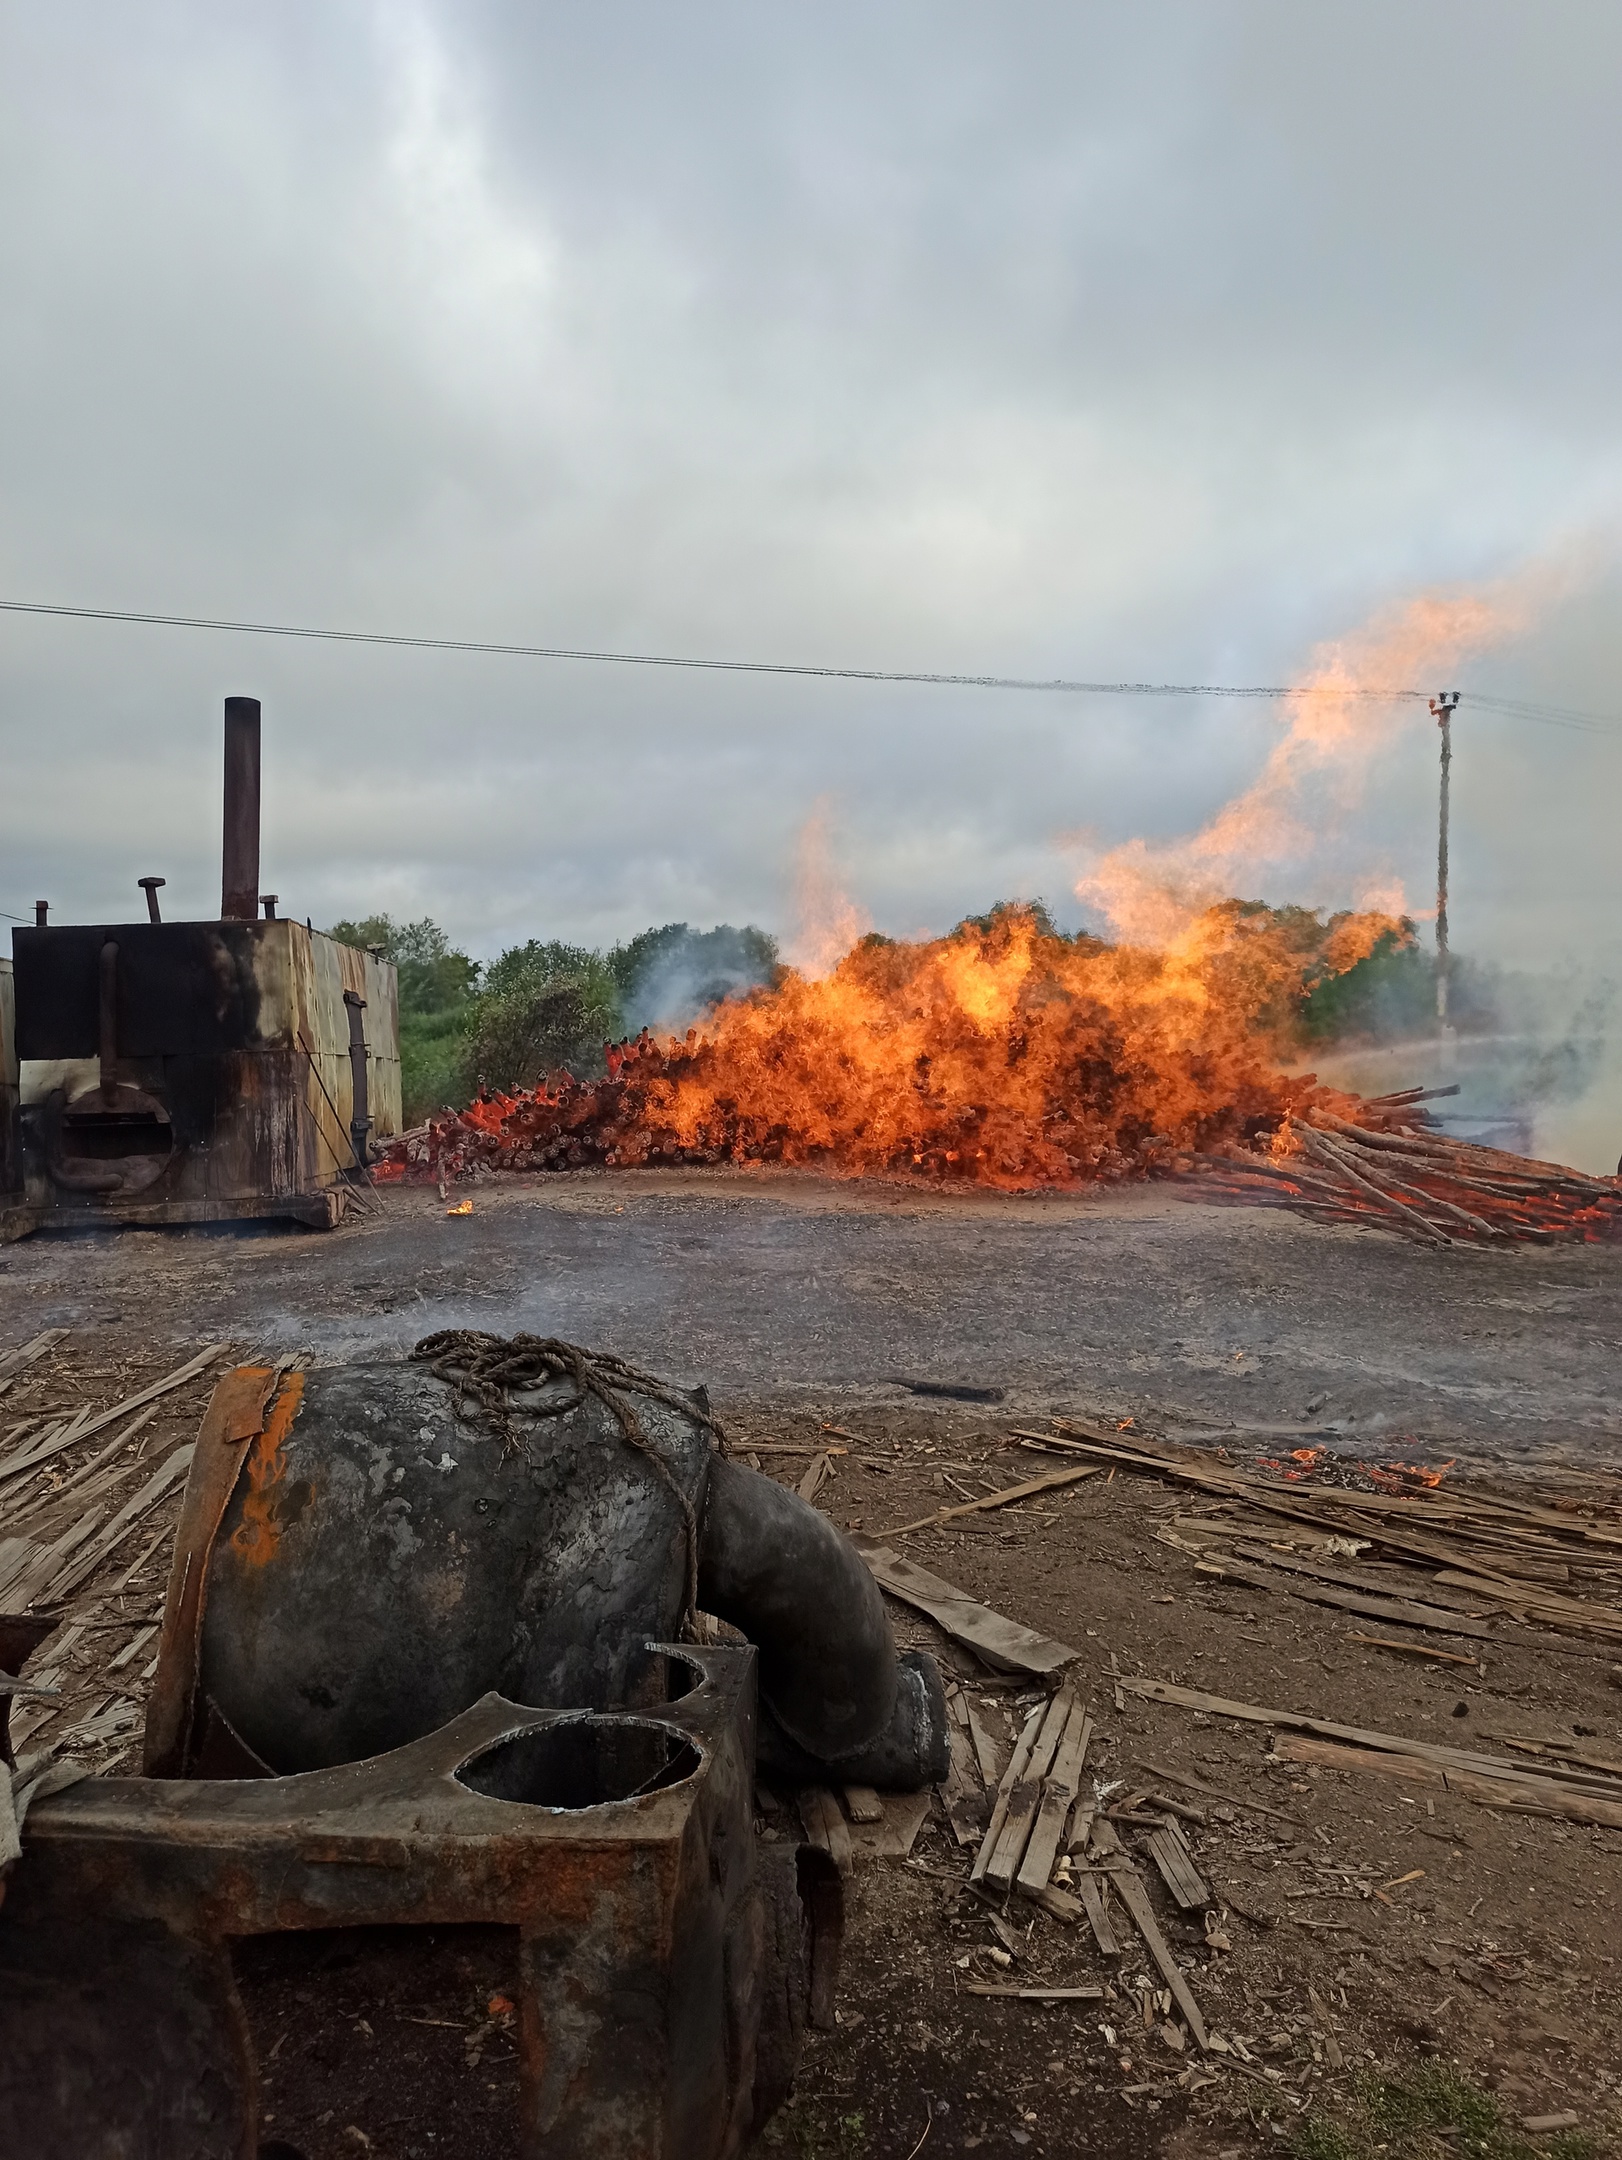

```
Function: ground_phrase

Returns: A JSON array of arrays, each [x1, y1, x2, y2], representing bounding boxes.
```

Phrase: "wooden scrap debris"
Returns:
[[962, 1983, 1104, 2001], [1121, 1676, 1622, 1827], [1193, 1549, 1496, 1640], [1015, 1697, 1092, 1897], [878, 1464, 1099, 1539], [1143, 1818, 1211, 1913], [855, 1543, 1076, 1676], [981, 1690, 1072, 1891], [939, 1688, 987, 1847], [842, 1783, 884, 1824], [1084, 1816, 1208, 2050], [0, 1343, 231, 1496], [797, 1451, 833, 1504], [847, 1789, 931, 1861], [0, 1330, 70, 1399]]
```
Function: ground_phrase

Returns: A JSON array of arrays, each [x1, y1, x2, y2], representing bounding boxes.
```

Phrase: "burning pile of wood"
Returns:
[[1188, 1085, 1622, 1246], [375, 1067, 1622, 1247]]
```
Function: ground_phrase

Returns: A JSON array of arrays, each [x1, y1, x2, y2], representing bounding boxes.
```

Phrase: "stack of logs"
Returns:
[[1190, 1086, 1622, 1246]]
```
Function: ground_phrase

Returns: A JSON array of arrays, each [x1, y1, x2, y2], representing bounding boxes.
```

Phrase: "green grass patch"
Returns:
[[1289, 2064, 1595, 2160]]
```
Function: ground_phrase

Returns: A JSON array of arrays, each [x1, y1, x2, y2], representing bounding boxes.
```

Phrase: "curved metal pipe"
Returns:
[[699, 1456, 899, 1764]]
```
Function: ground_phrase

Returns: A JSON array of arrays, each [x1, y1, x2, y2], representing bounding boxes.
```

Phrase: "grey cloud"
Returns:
[[1, 0, 1619, 984]]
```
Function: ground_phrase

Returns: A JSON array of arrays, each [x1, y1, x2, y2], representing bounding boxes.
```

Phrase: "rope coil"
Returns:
[[410, 1330, 725, 1617]]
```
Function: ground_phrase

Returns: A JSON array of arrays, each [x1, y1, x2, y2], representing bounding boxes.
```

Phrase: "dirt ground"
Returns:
[[2, 1170, 1620, 2157]]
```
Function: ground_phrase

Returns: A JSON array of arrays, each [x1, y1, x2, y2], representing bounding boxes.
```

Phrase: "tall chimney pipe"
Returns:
[[221, 696, 262, 922]]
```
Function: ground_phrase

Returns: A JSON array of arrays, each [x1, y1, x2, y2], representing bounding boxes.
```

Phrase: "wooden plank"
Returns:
[[847, 1789, 931, 1861], [1274, 1735, 1622, 1829], [1194, 1552, 1497, 1639], [1071, 1870, 1123, 1956], [856, 1543, 1076, 1676], [1121, 1677, 1622, 1802], [878, 1464, 1099, 1538], [842, 1784, 884, 1824], [985, 1690, 1072, 1891], [965, 1700, 1005, 1787], [970, 1700, 1047, 1887], [939, 1721, 986, 1848], [1145, 1824, 1210, 1911], [1016, 1702, 1092, 1895], [1098, 1861, 1209, 2050]]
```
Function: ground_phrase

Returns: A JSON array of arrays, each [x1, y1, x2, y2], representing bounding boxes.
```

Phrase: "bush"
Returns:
[[466, 941, 623, 1092]]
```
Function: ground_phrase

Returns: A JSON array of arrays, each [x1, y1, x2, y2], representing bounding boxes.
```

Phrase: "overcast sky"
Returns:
[[2, 2, 1620, 975]]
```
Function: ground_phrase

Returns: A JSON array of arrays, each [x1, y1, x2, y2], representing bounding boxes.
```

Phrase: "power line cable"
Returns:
[[0, 595, 1429, 701], [0, 596, 1615, 733]]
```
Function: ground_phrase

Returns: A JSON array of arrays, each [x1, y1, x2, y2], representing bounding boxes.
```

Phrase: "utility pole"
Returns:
[[1429, 691, 1460, 1028]]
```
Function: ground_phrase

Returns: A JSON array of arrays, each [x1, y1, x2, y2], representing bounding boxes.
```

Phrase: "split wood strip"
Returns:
[[0, 1507, 106, 1610], [797, 1452, 832, 1504], [0, 1406, 97, 1494], [965, 1699, 1005, 1787], [878, 1464, 1099, 1539], [1069, 1869, 1123, 1956], [730, 1442, 848, 1459], [1487, 1734, 1622, 1779], [1119, 1677, 1622, 1805], [1144, 1821, 1210, 1912], [963, 1983, 1104, 2001], [1086, 1817, 1208, 2049], [856, 1543, 1076, 1677], [0, 1330, 70, 1395], [1273, 1735, 1622, 1830], [798, 1787, 853, 1876], [984, 1689, 1073, 1891], [970, 1700, 1047, 1888], [1015, 1699, 1093, 1896], [1021, 1426, 1622, 1564], [1428, 1568, 1622, 1642], [2, 1406, 162, 1541], [939, 1724, 985, 1847], [1226, 1538, 1494, 1615], [1347, 1633, 1482, 1669], [0, 1344, 231, 1489], [842, 1784, 884, 1825], [1193, 1552, 1497, 1641], [14, 1445, 194, 1609]]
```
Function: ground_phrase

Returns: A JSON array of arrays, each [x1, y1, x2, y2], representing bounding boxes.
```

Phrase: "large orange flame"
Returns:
[[1077, 580, 1532, 946]]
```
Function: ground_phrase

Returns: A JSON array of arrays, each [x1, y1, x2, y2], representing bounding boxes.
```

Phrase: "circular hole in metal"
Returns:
[[455, 1717, 700, 1809]]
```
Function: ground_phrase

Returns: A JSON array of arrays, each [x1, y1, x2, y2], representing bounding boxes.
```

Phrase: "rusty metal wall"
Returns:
[[0, 957, 18, 1200]]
